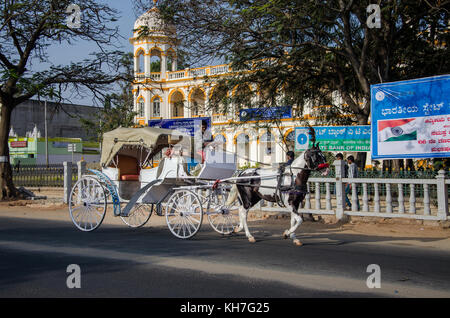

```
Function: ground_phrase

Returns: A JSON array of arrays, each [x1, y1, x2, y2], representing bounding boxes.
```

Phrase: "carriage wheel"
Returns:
[[120, 204, 153, 228], [165, 189, 203, 239], [207, 188, 240, 235], [69, 176, 107, 232]]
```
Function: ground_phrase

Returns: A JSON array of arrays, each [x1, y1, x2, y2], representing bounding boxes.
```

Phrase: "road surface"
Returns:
[[0, 205, 449, 299]]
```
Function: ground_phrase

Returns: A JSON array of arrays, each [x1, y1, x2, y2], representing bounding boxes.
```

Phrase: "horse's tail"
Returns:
[[225, 184, 238, 206]]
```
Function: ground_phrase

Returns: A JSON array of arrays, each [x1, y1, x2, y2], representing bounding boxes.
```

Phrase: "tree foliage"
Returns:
[[151, 0, 449, 126], [0, 0, 130, 199]]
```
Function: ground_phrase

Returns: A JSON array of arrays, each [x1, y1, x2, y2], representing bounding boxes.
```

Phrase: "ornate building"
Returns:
[[130, 3, 310, 167]]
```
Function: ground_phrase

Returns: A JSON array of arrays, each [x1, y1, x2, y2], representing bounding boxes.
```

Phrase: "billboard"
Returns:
[[295, 126, 370, 152], [371, 75, 450, 159]]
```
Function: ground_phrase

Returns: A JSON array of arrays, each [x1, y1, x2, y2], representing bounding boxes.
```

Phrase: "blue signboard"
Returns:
[[371, 75, 450, 159], [239, 106, 292, 122], [148, 117, 211, 137]]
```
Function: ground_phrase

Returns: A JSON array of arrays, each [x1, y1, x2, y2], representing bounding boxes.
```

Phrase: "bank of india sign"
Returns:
[[295, 126, 370, 152], [371, 75, 450, 159]]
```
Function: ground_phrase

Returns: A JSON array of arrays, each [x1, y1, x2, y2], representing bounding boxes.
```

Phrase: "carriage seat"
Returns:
[[111, 154, 140, 181]]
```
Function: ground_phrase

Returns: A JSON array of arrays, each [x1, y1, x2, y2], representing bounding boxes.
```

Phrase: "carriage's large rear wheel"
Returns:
[[165, 189, 203, 239], [69, 176, 107, 232], [120, 204, 153, 228]]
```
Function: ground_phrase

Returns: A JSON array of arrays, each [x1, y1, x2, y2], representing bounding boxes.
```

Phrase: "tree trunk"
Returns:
[[0, 104, 19, 200]]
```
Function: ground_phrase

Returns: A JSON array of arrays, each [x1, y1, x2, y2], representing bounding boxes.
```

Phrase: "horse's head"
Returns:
[[291, 127, 329, 176], [304, 145, 329, 175]]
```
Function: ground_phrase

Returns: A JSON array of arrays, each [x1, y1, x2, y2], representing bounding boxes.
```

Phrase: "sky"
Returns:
[[36, 1, 141, 106]]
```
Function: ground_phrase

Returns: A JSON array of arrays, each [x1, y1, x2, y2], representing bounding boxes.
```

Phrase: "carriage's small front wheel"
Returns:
[[120, 203, 153, 228], [69, 176, 107, 232], [165, 190, 203, 239], [207, 189, 240, 235]]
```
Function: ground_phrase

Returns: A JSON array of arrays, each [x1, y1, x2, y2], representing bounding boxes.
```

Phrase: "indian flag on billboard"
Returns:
[[378, 118, 418, 142]]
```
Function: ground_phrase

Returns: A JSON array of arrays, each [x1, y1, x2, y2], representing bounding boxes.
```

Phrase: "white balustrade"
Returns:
[[168, 71, 185, 80], [254, 165, 449, 222]]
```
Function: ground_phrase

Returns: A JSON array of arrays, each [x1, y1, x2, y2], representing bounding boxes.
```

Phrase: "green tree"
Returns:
[[0, 0, 129, 199]]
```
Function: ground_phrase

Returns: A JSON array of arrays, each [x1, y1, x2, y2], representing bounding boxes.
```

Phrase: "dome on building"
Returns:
[[133, 7, 176, 38]]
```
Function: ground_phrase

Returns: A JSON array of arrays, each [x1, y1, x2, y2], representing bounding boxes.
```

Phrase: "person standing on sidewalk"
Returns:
[[345, 155, 360, 210]]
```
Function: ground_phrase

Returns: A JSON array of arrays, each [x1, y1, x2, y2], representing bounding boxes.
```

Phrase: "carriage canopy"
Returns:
[[100, 126, 192, 167]]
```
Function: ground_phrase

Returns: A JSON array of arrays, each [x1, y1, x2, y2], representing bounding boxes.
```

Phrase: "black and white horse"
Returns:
[[225, 139, 329, 245]]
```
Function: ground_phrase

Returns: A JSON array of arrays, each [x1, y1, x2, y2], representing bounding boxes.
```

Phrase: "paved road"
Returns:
[[0, 213, 450, 299]]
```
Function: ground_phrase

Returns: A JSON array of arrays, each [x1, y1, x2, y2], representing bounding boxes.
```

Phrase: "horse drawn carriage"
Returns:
[[69, 126, 329, 244], [68, 126, 239, 238]]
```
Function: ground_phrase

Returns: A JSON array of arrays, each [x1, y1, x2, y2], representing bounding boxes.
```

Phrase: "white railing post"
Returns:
[[77, 160, 86, 181], [362, 183, 369, 212], [423, 183, 430, 216], [315, 181, 321, 210], [326, 182, 332, 210], [63, 161, 72, 204], [334, 160, 346, 221], [386, 183, 392, 213], [374, 183, 380, 213], [409, 184, 416, 214], [398, 183, 405, 214], [436, 170, 449, 220], [351, 182, 358, 212]]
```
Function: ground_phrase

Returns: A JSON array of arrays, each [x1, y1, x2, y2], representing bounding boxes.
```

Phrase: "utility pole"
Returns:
[[44, 100, 48, 167]]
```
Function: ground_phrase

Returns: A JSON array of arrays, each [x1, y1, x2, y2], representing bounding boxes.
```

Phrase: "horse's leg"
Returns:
[[234, 207, 244, 234], [226, 185, 244, 233], [225, 184, 238, 206], [283, 212, 303, 246], [239, 206, 255, 243]]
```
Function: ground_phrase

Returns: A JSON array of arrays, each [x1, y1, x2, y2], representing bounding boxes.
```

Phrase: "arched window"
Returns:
[[138, 99, 145, 117], [150, 48, 161, 72], [260, 132, 275, 158], [190, 88, 206, 116], [137, 51, 145, 73], [170, 90, 185, 118], [214, 134, 227, 151], [235, 133, 250, 166], [153, 97, 161, 117]]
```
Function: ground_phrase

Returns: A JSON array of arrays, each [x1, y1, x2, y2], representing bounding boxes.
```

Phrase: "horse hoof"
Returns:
[[248, 237, 256, 243], [293, 239, 303, 246]]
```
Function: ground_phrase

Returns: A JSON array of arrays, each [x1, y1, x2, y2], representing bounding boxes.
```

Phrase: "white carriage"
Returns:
[[68, 126, 239, 239]]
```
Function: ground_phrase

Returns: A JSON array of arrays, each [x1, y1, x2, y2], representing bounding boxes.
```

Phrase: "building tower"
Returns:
[[131, 0, 178, 124]]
